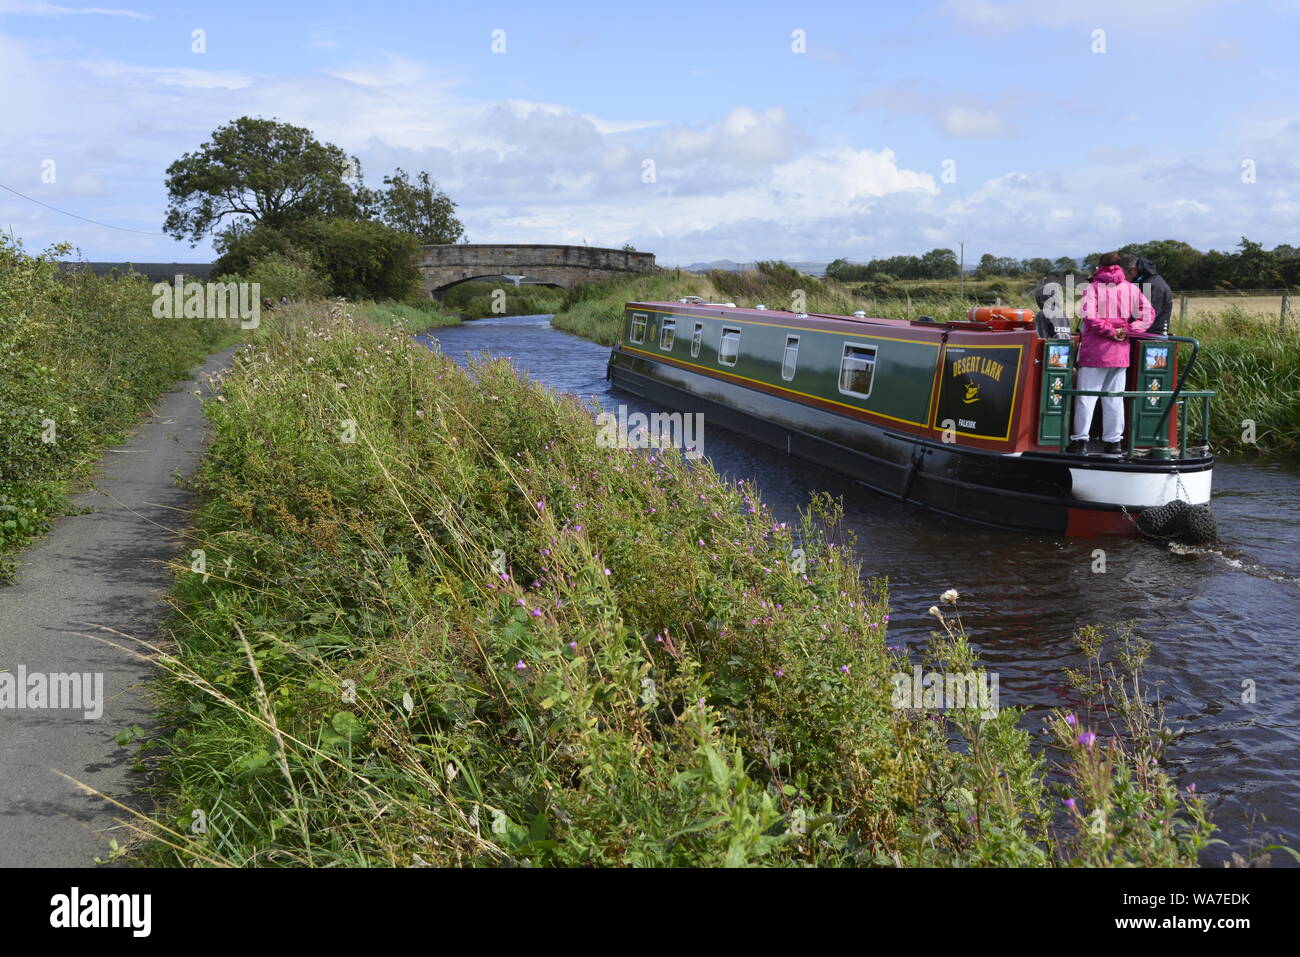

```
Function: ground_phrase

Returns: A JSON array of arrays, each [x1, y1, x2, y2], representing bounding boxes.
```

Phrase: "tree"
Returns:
[[1113, 239, 1205, 290], [918, 247, 959, 279], [1229, 237, 1281, 288], [376, 167, 465, 245], [974, 254, 1022, 279], [1273, 244, 1300, 287], [164, 117, 364, 245]]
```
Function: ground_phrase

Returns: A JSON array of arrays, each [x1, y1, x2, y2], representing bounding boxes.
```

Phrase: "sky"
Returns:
[[1, 0, 1297, 267]]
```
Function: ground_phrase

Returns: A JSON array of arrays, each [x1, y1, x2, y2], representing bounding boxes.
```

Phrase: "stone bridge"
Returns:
[[417, 243, 656, 296]]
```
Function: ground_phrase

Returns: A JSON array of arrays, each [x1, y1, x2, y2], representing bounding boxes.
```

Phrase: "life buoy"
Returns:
[[965, 307, 1036, 326]]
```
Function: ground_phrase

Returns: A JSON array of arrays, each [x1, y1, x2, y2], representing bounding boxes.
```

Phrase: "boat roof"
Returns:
[[627, 300, 1032, 336]]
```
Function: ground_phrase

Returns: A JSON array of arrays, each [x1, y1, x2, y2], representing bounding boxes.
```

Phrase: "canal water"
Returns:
[[418, 313, 1300, 864]]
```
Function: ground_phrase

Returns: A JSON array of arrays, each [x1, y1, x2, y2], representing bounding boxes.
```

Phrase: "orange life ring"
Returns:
[[965, 307, 1036, 325]]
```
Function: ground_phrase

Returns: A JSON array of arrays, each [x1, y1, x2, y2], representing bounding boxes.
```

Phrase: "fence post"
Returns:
[[1283, 292, 1291, 331], [1179, 294, 1188, 324]]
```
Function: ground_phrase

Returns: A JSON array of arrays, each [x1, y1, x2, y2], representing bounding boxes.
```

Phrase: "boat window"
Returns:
[[691, 321, 703, 358], [660, 318, 676, 351], [718, 326, 741, 366], [629, 312, 647, 344], [781, 335, 799, 381], [838, 343, 877, 398]]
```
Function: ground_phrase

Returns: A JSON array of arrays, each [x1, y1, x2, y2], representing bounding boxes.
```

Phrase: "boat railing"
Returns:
[[1056, 335, 1214, 459], [1055, 388, 1215, 458]]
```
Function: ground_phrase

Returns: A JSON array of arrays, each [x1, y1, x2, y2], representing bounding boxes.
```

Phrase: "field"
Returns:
[[1181, 294, 1291, 321]]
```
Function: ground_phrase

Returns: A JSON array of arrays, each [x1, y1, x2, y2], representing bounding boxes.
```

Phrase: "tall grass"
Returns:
[[1178, 309, 1300, 456], [132, 302, 1217, 867], [0, 237, 229, 569], [351, 299, 462, 333]]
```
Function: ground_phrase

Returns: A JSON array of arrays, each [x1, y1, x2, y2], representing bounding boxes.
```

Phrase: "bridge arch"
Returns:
[[417, 243, 656, 297]]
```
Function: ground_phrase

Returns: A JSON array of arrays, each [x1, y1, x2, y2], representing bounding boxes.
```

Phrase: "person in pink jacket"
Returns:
[[1067, 252, 1155, 455]]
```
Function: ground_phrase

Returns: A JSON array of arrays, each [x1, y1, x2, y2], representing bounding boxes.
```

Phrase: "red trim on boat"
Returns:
[[1065, 507, 1138, 537]]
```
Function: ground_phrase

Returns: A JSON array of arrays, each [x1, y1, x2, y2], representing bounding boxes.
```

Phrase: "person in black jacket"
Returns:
[[1121, 254, 1172, 335]]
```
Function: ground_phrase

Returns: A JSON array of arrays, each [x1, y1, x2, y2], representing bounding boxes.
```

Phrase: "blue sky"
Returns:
[[1, 0, 1297, 266]]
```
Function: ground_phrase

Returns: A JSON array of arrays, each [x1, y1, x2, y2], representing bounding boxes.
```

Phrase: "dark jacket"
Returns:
[[1133, 257, 1172, 335]]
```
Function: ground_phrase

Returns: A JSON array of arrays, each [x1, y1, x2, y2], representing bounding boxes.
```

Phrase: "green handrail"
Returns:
[[1153, 335, 1201, 437], [1056, 388, 1215, 456], [1054, 334, 1212, 458]]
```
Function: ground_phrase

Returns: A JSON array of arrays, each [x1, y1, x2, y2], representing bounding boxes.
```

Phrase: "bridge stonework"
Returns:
[[416, 243, 656, 296]]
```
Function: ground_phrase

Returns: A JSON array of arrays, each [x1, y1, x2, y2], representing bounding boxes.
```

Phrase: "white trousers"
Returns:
[[1070, 366, 1126, 443]]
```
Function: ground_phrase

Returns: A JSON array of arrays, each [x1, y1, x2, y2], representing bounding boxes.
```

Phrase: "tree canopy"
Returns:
[[164, 117, 364, 244], [164, 116, 466, 251], [169, 116, 465, 300], [827, 238, 1299, 290], [374, 168, 464, 245]]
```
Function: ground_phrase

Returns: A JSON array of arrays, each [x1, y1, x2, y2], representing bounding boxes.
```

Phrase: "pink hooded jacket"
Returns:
[[1077, 264, 1155, 367]]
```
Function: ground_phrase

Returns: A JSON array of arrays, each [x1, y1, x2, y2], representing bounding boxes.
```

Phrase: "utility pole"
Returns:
[[959, 242, 965, 300]]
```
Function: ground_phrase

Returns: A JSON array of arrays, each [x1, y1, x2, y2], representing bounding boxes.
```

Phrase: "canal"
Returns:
[[418, 313, 1300, 864]]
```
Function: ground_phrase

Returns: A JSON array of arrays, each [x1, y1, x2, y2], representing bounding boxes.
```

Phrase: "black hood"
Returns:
[[1135, 256, 1161, 278]]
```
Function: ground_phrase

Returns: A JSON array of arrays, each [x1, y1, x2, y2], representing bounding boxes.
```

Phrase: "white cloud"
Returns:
[[941, 106, 1012, 138], [0, 1, 148, 17], [0, 26, 1294, 268], [855, 80, 1019, 139], [939, 0, 1237, 32]]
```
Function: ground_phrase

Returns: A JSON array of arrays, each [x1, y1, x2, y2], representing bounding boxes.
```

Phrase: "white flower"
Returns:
[[929, 605, 943, 619], [941, 588, 959, 605]]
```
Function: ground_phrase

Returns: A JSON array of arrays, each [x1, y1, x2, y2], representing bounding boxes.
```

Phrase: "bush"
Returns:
[[0, 236, 226, 558], [214, 217, 420, 301], [238, 248, 330, 302]]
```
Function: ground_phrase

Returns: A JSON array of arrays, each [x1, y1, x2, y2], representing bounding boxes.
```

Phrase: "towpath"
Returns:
[[0, 346, 237, 867]]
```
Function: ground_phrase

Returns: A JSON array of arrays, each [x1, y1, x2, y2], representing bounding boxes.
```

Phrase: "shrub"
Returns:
[[0, 236, 226, 557], [214, 217, 420, 301]]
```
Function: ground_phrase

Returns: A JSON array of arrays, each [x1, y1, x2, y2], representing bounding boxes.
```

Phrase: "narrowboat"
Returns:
[[605, 297, 1216, 537]]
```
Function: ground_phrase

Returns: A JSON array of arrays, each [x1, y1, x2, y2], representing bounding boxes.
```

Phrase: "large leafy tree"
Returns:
[[163, 117, 363, 244], [377, 167, 465, 245]]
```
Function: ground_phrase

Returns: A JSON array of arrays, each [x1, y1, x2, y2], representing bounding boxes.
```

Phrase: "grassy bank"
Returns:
[[1179, 310, 1300, 456], [0, 238, 229, 573], [351, 299, 462, 333], [135, 302, 1216, 867]]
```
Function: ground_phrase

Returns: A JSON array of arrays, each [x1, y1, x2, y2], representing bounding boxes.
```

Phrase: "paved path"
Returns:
[[0, 347, 237, 867]]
